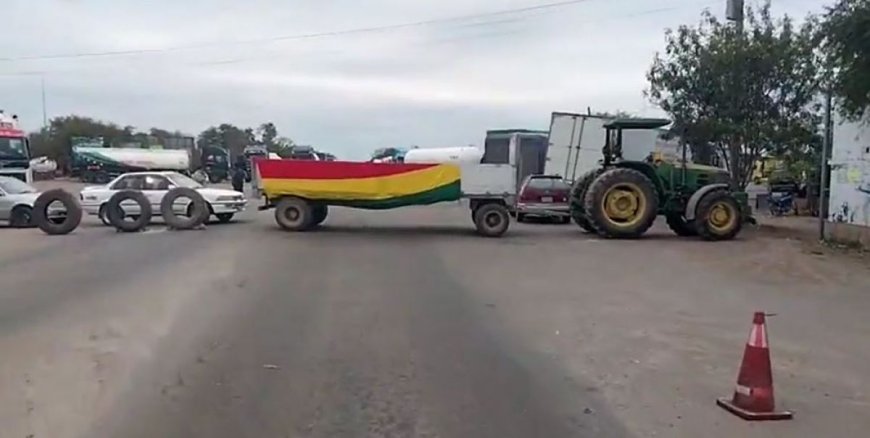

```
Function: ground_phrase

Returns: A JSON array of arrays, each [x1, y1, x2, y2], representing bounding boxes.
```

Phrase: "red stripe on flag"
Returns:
[[256, 160, 437, 180]]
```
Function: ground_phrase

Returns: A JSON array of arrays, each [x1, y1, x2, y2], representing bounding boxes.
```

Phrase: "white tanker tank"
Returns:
[[72, 146, 190, 182], [403, 146, 483, 164]]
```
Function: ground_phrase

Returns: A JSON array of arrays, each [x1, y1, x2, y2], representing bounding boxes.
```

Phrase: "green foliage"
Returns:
[[28, 115, 191, 171], [819, 0, 870, 121], [646, 2, 821, 189], [196, 124, 255, 158]]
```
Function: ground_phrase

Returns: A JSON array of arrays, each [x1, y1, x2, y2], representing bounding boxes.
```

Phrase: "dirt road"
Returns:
[[1, 198, 868, 437]]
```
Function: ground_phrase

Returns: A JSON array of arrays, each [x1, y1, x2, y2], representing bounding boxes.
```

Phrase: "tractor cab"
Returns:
[[601, 118, 671, 165]]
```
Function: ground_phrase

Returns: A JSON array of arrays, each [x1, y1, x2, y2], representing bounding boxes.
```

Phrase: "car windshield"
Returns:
[[0, 176, 37, 194], [166, 172, 202, 188], [0, 137, 28, 160], [527, 177, 568, 190]]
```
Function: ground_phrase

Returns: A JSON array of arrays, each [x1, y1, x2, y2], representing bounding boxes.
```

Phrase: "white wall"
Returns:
[[828, 120, 870, 227]]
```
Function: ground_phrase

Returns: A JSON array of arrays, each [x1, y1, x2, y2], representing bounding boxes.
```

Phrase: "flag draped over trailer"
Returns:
[[257, 160, 461, 209]]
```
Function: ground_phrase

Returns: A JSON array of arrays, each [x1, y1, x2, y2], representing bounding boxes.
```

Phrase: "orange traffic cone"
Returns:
[[717, 312, 793, 421]]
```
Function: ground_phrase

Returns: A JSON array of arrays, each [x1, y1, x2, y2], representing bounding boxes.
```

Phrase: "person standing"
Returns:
[[231, 157, 246, 193]]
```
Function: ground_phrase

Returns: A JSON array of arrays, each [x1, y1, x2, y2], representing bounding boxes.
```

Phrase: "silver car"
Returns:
[[0, 176, 42, 227]]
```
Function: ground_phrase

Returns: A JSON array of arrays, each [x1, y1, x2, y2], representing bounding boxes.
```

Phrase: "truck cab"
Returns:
[[0, 112, 33, 184]]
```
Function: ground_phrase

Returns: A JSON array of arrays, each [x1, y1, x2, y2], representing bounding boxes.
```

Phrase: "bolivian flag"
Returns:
[[257, 160, 461, 209]]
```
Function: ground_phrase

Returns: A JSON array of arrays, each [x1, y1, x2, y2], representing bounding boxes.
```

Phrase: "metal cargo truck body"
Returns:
[[483, 129, 548, 192], [546, 112, 662, 183]]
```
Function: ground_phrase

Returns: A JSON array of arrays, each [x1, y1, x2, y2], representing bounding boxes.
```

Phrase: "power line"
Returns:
[[0, 0, 716, 76], [0, 0, 598, 63]]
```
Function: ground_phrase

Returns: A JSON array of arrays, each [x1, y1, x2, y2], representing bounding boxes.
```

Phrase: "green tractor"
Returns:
[[570, 118, 750, 241]]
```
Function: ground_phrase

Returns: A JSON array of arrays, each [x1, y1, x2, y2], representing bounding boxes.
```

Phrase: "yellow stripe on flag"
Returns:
[[262, 163, 460, 201]]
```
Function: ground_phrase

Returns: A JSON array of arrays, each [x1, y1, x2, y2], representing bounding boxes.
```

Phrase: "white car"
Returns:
[[80, 171, 247, 225], [0, 176, 69, 227], [0, 176, 42, 227]]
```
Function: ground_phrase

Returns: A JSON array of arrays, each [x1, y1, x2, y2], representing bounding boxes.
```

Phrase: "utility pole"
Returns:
[[726, 0, 744, 30], [41, 76, 48, 128], [819, 89, 833, 241]]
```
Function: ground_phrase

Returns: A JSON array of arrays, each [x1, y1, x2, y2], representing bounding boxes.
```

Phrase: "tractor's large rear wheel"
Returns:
[[584, 168, 659, 238], [570, 170, 600, 233], [694, 189, 742, 241]]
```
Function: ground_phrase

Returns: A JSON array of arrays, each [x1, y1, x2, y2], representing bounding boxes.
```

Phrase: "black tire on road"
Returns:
[[473, 203, 510, 237], [666, 213, 697, 236], [570, 170, 601, 233], [583, 168, 659, 238], [32, 189, 82, 235], [311, 205, 328, 226], [186, 201, 213, 225], [162, 187, 208, 230], [275, 197, 313, 231], [216, 213, 235, 223], [516, 213, 526, 223], [106, 190, 152, 232], [694, 189, 743, 241], [10, 206, 33, 228]]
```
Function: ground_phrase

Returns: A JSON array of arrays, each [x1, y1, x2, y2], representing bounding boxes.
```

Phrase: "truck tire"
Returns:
[[694, 189, 742, 241], [570, 170, 601, 233], [583, 168, 658, 238], [473, 203, 510, 237], [665, 213, 696, 236], [275, 197, 313, 231], [33, 189, 82, 235], [162, 187, 208, 230], [10, 206, 33, 228], [106, 190, 152, 232], [311, 205, 328, 226]]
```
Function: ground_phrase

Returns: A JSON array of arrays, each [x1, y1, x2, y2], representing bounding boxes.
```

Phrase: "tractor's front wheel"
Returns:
[[666, 213, 697, 237], [584, 168, 659, 238], [570, 170, 600, 233], [694, 189, 742, 241]]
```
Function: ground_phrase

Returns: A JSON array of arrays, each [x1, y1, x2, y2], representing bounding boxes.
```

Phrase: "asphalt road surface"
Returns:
[[2, 197, 870, 438]]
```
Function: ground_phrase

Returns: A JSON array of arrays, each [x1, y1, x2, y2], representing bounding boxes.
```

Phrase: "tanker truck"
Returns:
[[0, 111, 33, 184], [72, 146, 190, 183]]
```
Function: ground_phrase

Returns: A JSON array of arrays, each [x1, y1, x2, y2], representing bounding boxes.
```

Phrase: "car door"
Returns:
[[0, 187, 11, 220]]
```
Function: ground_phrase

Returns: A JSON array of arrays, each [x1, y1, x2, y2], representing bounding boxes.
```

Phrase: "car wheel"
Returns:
[[10, 206, 33, 228], [516, 213, 526, 223], [98, 205, 112, 226]]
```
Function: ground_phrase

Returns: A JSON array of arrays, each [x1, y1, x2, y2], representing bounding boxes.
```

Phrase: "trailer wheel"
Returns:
[[106, 190, 152, 232], [473, 203, 510, 237], [33, 189, 82, 235], [275, 197, 313, 231], [311, 205, 328, 226], [162, 187, 208, 230]]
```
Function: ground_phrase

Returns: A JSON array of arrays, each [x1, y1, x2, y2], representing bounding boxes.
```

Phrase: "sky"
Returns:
[[1, 0, 824, 160]]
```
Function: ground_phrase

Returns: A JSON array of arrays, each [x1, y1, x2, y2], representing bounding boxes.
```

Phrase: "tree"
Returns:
[[819, 0, 870, 121], [197, 124, 253, 158], [646, 2, 821, 188]]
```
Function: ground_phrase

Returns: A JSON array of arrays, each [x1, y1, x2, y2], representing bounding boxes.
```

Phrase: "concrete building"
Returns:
[[826, 120, 870, 246]]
